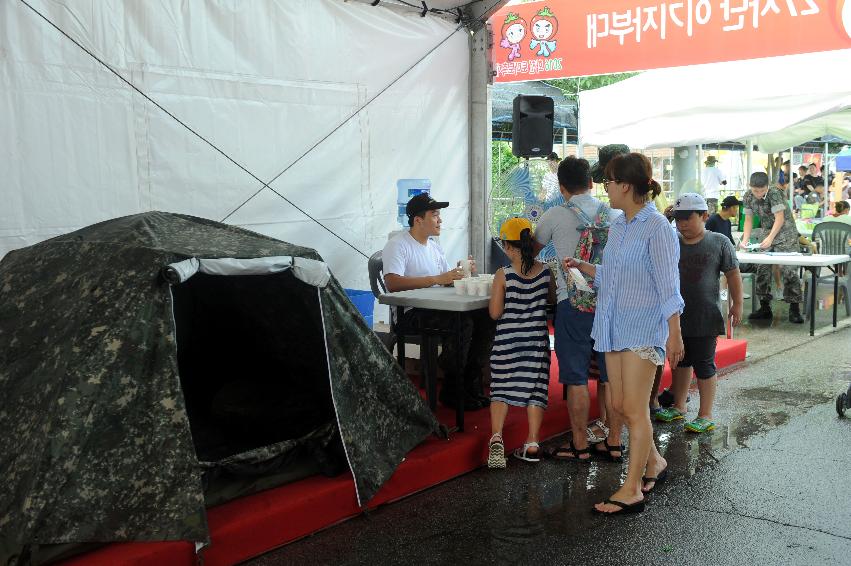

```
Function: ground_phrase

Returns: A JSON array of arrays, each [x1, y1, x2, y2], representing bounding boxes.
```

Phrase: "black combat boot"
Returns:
[[788, 302, 804, 324], [748, 300, 773, 320]]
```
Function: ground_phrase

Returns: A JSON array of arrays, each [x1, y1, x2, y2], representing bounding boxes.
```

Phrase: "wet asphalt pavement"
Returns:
[[248, 294, 851, 566]]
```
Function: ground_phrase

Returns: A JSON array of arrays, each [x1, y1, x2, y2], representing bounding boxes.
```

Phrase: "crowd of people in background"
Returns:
[[382, 143, 849, 516]]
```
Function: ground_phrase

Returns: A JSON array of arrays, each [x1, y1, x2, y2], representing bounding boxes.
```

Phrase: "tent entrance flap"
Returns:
[[170, 270, 338, 474]]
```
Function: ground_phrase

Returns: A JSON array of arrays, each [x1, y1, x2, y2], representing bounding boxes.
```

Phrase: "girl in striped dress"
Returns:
[[487, 217, 553, 468]]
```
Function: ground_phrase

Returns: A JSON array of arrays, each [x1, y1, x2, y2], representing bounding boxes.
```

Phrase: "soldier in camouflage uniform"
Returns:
[[740, 172, 804, 323]]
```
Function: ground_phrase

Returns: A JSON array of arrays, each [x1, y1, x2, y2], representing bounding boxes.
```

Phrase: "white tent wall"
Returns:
[[0, 0, 471, 294], [578, 49, 851, 153]]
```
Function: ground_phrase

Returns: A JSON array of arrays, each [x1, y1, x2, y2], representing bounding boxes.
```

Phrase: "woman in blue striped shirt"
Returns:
[[565, 153, 684, 515]]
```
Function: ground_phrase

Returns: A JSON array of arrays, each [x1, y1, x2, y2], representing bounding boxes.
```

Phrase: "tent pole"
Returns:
[[562, 127, 567, 158], [576, 77, 583, 158], [746, 139, 753, 178], [672, 146, 698, 198], [824, 141, 829, 217], [789, 146, 794, 210], [469, 27, 491, 275], [697, 144, 703, 194]]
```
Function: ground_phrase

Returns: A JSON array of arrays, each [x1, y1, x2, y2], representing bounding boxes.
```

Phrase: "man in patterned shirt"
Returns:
[[740, 172, 804, 323]]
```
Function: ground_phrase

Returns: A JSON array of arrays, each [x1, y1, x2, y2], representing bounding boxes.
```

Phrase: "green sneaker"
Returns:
[[684, 417, 716, 433], [654, 407, 685, 423]]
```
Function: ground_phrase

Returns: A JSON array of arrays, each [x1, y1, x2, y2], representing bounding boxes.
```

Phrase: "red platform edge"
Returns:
[[64, 339, 747, 566]]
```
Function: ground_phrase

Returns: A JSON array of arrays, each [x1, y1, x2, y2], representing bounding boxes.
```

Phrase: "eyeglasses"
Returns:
[[603, 179, 619, 191]]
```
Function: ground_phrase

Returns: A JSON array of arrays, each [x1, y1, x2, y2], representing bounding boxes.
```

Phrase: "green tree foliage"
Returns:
[[546, 73, 638, 104], [490, 141, 524, 235], [492, 140, 519, 184]]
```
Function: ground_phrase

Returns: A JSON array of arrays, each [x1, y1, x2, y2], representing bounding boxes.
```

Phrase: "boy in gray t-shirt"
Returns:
[[654, 194, 743, 435]]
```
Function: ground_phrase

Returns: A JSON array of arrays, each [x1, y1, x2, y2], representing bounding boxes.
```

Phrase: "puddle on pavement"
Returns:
[[484, 403, 805, 546], [737, 386, 833, 406]]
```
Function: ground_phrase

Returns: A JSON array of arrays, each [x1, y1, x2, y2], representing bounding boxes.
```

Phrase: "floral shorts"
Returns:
[[624, 346, 665, 367]]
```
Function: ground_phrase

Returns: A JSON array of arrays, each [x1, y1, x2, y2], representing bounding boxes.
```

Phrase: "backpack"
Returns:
[[564, 201, 611, 313]]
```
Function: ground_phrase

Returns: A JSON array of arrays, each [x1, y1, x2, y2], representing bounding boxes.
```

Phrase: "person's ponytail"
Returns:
[[519, 228, 535, 276], [648, 178, 662, 199]]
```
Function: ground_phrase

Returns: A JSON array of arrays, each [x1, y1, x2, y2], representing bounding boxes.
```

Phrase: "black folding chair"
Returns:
[[367, 250, 442, 408]]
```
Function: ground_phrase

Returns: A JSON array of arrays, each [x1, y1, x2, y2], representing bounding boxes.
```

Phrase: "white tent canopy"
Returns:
[[0, 0, 510, 291], [579, 49, 851, 153]]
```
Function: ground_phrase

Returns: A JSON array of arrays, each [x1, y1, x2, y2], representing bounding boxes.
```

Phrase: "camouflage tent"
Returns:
[[0, 212, 440, 562]]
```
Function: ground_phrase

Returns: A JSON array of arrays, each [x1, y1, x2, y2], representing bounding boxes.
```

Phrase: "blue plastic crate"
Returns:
[[344, 289, 375, 328]]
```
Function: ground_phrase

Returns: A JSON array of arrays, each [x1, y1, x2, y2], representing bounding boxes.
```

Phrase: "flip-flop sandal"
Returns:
[[592, 498, 646, 515], [592, 440, 625, 462], [487, 434, 506, 469], [548, 439, 591, 462], [513, 442, 541, 463], [641, 466, 669, 493]]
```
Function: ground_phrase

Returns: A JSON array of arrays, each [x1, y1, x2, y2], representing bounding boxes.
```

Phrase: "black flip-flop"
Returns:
[[548, 439, 591, 463], [642, 466, 669, 493], [592, 498, 646, 515], [592, 440, 625, 462]]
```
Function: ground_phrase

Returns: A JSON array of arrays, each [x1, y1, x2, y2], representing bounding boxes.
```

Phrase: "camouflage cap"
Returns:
[[590, 144, 630, 183]]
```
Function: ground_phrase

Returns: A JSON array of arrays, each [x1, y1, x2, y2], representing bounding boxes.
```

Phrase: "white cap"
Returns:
[[673, 192, 708, 212]]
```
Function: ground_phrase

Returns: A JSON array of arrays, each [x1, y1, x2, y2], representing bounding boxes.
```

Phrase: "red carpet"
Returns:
[[64, 338, 747, 566]]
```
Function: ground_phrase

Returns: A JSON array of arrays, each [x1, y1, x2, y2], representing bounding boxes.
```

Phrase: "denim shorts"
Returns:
[[554, 300, 608, 385], [622, 346, 666, 367]]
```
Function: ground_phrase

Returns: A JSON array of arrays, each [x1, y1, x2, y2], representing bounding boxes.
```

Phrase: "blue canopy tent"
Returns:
[[836, 148, 851, 172]]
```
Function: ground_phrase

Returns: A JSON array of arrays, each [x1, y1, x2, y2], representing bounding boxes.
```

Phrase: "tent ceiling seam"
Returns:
[[17, 0, 372, 260], [219, 20, 468, 229]]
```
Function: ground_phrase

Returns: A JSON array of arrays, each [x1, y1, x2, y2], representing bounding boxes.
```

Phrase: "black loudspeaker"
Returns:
[[511, 95, 554, 158]]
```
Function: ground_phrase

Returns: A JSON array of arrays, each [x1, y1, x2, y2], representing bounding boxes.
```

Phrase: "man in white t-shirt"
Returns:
[[382, 194, 494, 411], [382, 194, 462, 291], [701, 155, 727, 214]]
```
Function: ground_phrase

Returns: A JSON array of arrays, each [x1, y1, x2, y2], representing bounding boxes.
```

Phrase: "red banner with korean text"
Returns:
[[490, 0, 851, 82]]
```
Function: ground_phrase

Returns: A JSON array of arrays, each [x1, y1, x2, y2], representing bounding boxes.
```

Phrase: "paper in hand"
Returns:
[[568, 267, 593, 293]]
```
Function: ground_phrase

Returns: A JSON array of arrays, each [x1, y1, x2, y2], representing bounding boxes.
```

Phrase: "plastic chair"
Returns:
[[367, 250, 440, 403], [367, 250, 387, 298], [739, 272, 758, 314], [803, 222, 851, 317], [368, 250, 400, 353]]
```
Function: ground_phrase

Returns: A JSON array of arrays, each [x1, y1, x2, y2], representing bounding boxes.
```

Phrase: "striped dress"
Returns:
[[490, 265, 551, 408]]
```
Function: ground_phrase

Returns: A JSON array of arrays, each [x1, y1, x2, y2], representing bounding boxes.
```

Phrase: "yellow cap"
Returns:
[[499, 217, 533, 241]]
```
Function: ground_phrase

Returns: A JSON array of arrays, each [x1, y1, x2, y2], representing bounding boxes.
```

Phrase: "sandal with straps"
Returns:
[[513, 441, 542, 463], [586, 419, 610, 444], [548, 438, 591, 462], [487, 433, 506, 469], [592, 440, 625, 462]]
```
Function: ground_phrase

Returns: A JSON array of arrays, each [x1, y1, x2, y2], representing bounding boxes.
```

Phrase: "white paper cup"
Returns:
[[459, 259, 473, 278], [477, 280, 489, 296], [453, 279, 467, 295], [465, 278, 478, 295]]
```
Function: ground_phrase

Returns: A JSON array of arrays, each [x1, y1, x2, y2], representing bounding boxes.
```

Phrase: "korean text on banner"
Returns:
[[490, 0, 851, 82]]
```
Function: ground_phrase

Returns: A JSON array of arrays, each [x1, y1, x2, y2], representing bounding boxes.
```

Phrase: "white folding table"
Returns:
[[379, 287, 490, 431], [737, 252, 850, 336]]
